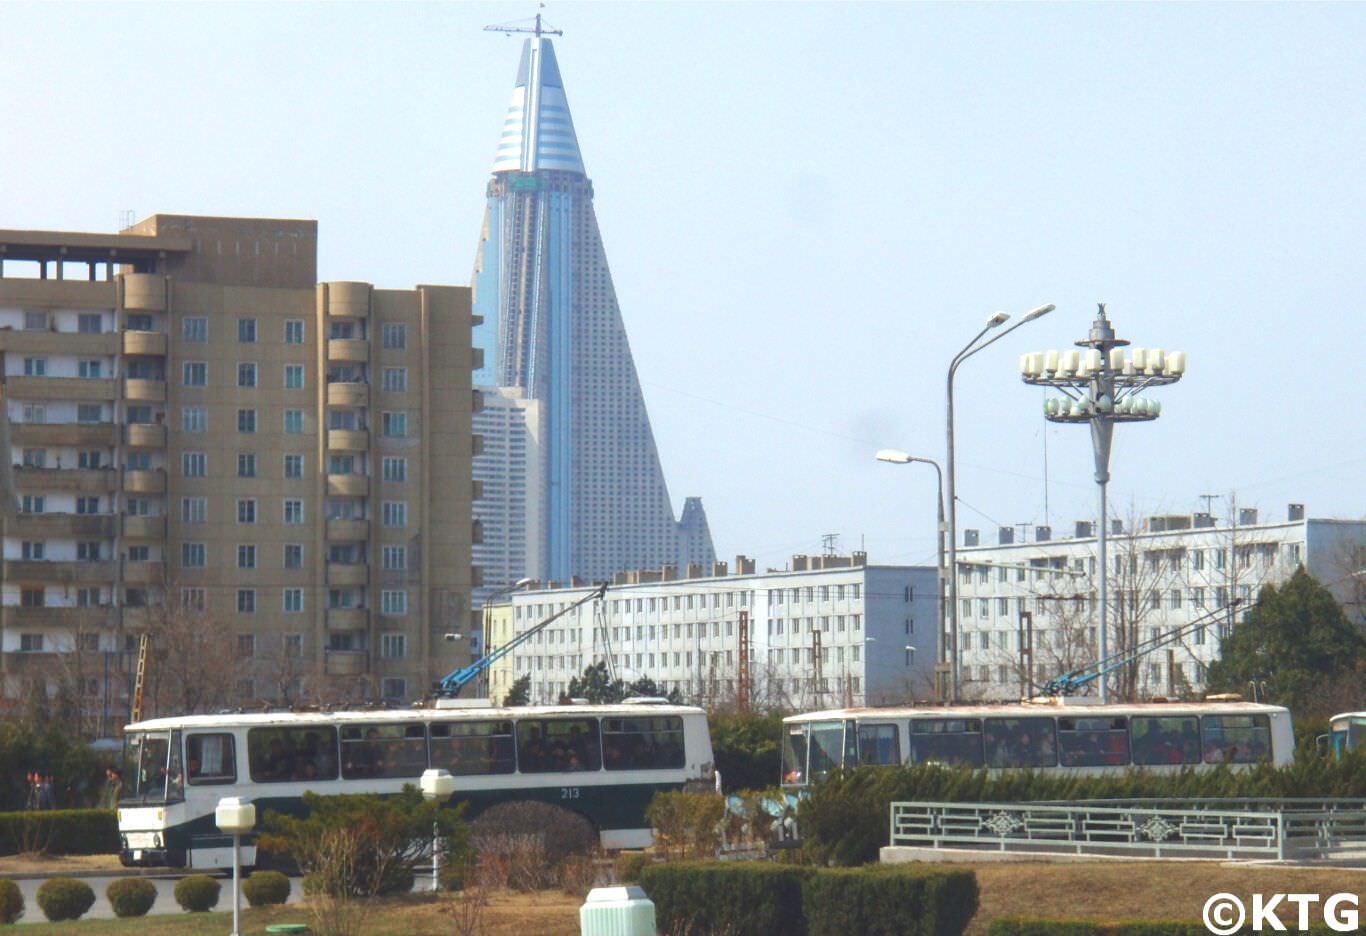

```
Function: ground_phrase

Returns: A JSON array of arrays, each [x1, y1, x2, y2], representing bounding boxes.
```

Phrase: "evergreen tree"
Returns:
[[1206, 568, 1366, 715], [503, 674, 532, 707], [624, 676, 683, 704], [565, 661, 626, 704]]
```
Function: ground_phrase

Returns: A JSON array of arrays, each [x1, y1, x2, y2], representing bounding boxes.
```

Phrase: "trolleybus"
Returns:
[[117, 699, 714, 869], [1327, 712, 1366, 758]]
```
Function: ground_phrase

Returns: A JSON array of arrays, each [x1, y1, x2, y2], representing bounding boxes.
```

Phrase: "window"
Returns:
[[181, 588, 206, 612], [22, 357, 47, 376], [1130, 716, 1201, 766], [284, 588, 304, 613], [381, 633, 407, 659], [22, 404, 47, 424], [20, 495, 44, 514], [381, 590, 408, 616], [237, 499, 257, 524], [284, 454, 304, 479], [126, 544, 150, 562], [237, 634, 256, 658], [284, 634, 303, 658], [382, 457, 407, 483], [284, 544, 304, 569], [77, 633, 100, 653], [238, 318, 257, 343], [1058, 716, 1129, 767], [77, 542, 101, 562], [382, 412, 407, 437], [20, 634, 44, 653], [182, 407, 207, 433], [237, 363, 257, 388], [78, 313, 102, 334], [1202, 714, 1271, 764], [283, 499, 304, 525], [284, 320, 305, 344], [183, 317, 207, 342], [76, 496, 99, 515], [284, 365, 305, 390], [382, 323, 406, 349], [238, 545, 257, 569], [237, 409, 257, 433], [78, 359, 102, 378], [248, 727, 338, 783], [237, 589, 256, 613], [382, 367, 407, 393], [382, 501, 407, 528], [431, 721, 516, 776], [516, 719, 601, 773], [283, 410, 304, 434], [78, 450, 102, 469], [856, 723, 902, 766], [23, 310, 47, 331], [339, 723, 425, 779], [237, 453, 256, 478], [21, 541, 44, 560], [186, 734, 236, 785], [602, 716, 685, 770], [183, 362, 207, 387], [181, 543, 206, 568], [181, 497, 207, 524], [382, 545, 406, 571], [22, 449, 46, 468], [908, 719, 984, 767], [1169, 588, 1182, 610]]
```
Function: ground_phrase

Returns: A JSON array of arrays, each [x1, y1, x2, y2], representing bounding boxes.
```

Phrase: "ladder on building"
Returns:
[[129, 633, 150, 723]]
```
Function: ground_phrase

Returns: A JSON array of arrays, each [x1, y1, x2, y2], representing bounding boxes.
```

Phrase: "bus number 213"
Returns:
[[560, 787, 580, 800]]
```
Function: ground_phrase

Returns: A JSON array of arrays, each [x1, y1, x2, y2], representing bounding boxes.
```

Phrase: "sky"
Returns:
[[2, 2, 1363, 573]]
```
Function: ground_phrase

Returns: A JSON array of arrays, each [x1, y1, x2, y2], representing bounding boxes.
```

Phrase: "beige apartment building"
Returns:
[[0, 216, 480, 724]]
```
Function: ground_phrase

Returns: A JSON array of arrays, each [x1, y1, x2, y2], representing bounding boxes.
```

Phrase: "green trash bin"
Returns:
[[579, 885, 656, 936]]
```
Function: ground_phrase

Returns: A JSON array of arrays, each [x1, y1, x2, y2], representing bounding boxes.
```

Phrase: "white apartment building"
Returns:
[[485, 554, 938, 709], [954, 503, 1366, 700], [471, 386, 543, 609]]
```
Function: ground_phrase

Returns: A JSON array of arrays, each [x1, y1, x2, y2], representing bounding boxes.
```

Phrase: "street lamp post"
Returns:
[[875, 450, 946, 700], [215, 797, 256, 936], [946, 304, 1055, 702], [1020, 304, 1185, 703], [420, 768, 457, 893]]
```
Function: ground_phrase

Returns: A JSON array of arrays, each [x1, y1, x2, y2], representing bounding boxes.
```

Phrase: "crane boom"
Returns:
[[436, 583, 606, 697], [484, 13, 562, 38], [1042, 598, 1243, 697]]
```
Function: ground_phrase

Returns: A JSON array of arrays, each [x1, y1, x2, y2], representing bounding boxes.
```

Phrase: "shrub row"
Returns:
[[107, 878, 156, 918], [36, 878, 95, 922], [988, 919, 1354, 936], [638, 861, 978, 936], [0, 809, 119, 856]]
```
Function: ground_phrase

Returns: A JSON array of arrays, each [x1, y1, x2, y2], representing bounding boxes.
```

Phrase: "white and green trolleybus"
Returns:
[[118, 699, 715, 869]]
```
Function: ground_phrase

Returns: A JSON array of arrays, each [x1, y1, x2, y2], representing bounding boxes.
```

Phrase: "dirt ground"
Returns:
[[0, 852, 126, 876]]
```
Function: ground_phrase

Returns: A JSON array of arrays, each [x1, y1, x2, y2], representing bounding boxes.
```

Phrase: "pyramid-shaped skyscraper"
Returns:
[[471, 35, 715, 591]]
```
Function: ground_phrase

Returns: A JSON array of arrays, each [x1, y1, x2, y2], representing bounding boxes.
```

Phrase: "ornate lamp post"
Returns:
[[1019, 304, 1185, 702], [420, 769, 457, 892]]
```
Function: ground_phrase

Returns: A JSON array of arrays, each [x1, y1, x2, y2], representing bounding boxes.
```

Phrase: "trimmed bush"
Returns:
[[106, 877, 157, 918], [173, 874, 221, 913], [639, 861, 815, 935], [0, 809, 119, 856], [0, 879, 23, 924], [613, 849, 651, 884], [470, 800, 597, 866], [34, 877, 95, 922], [242, 869, 291, 907], [803, 865, 979, 936]]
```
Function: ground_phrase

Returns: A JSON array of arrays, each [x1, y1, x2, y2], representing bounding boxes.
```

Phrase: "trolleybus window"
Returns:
[[782, 727, 808, 784], [121, 731, 172, 804], [984, 717, 1057, 767], [516, 718, 601, 773], [186, 733, 237, 785], [341, 723, 427, 779], [909, 719, 984, 767], [602, 716, 685, 770], [807, 721, 845, 781], [1201, 714, 1271, 764], [248, 726, 340, 782], [857, 723, 901, 766], [1057, 717, 1129, 767], [1130, 716, 1200, 765], [430, 720, 516, 776]]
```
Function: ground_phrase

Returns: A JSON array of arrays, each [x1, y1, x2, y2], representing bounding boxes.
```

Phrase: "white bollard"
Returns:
[[579, 885, 656, 936]]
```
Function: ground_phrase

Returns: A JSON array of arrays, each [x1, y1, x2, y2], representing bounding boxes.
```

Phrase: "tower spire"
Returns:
[[483, 12, 564, 39]]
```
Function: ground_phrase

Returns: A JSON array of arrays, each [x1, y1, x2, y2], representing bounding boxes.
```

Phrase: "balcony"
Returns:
[[124, 469, 166, 494], [325, 649, 367, 677], [125, 423, 167, 448], [14, 468, 117, 493], [122, 331, 168, 356], [325, 282, 371, 318], [123, 562, 165, 586], [327, 381, 368, 407], [327, 518, 369, 541], [472, 518, 484, 546], [327, 339, 368, 364], [122, 274, 167, 311], [0, 329, 118, 355], [124, 378, 166, 402], [11, 422, 118, 447], [6, 376, 115, 401], [327, 608, 368, 630], [4, 560, 116, 584], [326, 474, 368, 497], [328, 564, 369, 587], [12, 513, 115, 537], [327, 429, 369, 451], [2, 606, 115, 629], [122, 515, 166, 539]]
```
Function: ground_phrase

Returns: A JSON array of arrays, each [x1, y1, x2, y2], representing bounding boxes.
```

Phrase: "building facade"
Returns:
[[471, 387, 543, 610], [484, 554, 938, 709], [953, 505, 1366, 701], [470, 35, 715, 589], [0, 216, 479, 721]]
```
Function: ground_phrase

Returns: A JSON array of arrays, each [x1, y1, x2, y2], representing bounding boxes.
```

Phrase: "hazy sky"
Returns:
[[3, 2, 1362, 572]]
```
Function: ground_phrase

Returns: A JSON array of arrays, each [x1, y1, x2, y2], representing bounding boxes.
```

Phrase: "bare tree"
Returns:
[[143, 595, 239, 717]]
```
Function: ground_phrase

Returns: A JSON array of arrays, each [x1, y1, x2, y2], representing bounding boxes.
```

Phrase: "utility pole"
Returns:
[[812, 629, 823, 709], [736, 610, 751, 712], [1018, 610, 1034, 699]]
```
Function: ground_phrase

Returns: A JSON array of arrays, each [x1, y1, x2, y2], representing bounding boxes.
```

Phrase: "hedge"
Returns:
[[35, 878, 95, 922], [0, 879, 22, 924], [638, 862, 979, 936], [173, 874, 221, 913], [0, 809, 119, 856], [988, 919, 1354, 936], [106, 878, 157, 918], [804, 866, 979, 936], [242, 869, 291, 907]]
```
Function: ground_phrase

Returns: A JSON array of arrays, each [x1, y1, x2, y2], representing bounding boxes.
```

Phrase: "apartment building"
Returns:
[[0, 216, 479, 719], [483, 553, 938, 710], [953, 504, 1366, 700]]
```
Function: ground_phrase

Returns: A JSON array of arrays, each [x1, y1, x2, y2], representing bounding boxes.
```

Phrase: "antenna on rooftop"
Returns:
[[821, 533, 840, 557], [118, 210, 136, 232], [484, 9, 563, 38]]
